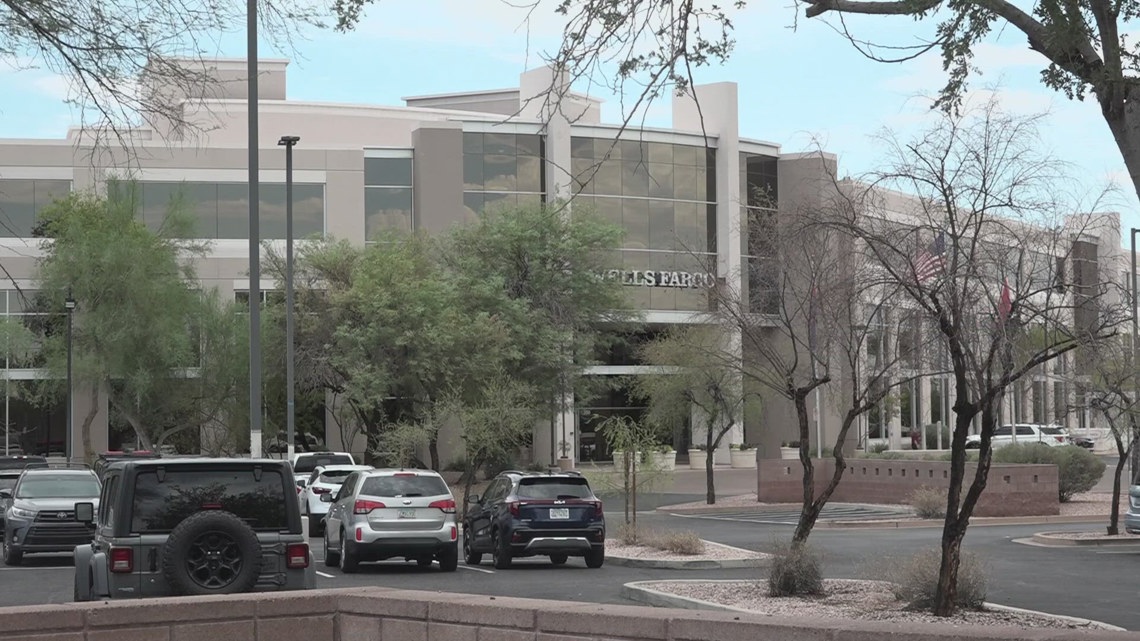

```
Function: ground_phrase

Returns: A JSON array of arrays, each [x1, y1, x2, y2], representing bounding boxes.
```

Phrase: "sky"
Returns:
[[1, 0, 1137, 240]]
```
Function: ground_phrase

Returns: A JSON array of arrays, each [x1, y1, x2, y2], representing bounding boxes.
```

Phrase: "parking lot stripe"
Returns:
[[458, 566, 495, 574], [316, 571, 336, 578]]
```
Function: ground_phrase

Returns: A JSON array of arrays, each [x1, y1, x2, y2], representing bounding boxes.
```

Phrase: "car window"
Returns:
[[1016, 426, 1035, 436], [15, 474, 101, 498], [98, 475, 118, 527], [994, 426, 1012, 436], [0, 474, 19, 492], [517, 477, 592, 499], [130, 468, 288, 533], [360, 475, 449, 498], [293, 454, 353, 474], [487, 478, 509, 502], [1040, 427, 1065, 435], [318, 470, 355, 484], [335, 473, 357, 500]]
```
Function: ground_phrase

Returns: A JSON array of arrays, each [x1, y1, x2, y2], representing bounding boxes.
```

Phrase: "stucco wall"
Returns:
[[3, 587, 1133, 641], [757, 458, 1060, 517]]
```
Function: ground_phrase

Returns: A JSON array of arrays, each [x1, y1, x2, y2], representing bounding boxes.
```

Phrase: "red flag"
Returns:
[[998, 278, 1012, 322]]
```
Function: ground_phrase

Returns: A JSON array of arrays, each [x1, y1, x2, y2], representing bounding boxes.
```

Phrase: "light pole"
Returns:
[[65, 291, 76, 463], [1130, 228, 1139, 481], [247, 0, 263, 458], [278, 135, 300, 460]]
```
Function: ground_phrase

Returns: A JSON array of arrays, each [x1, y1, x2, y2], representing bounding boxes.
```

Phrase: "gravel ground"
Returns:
[[1037, 530, 1140, 540], [606, 540, 767, 561], [647, 579, 1104, 629]]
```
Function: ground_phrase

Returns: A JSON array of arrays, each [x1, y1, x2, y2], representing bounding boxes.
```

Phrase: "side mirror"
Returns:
[[468, 494, 480, 505], [319, 493, 333, 503], [0, 489, 11, 500], [74, 502, 95, 524]]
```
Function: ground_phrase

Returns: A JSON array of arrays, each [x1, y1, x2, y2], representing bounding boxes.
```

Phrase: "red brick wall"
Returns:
[[757, 458, 1060, 516]]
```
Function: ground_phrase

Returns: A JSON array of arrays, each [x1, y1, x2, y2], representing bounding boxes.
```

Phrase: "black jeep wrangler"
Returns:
[[73, 458, 314, 601]]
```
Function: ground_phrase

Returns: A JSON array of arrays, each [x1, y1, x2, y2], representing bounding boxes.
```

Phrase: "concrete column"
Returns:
[[919, 375, 932, 431], [411, 124, 465, 234]]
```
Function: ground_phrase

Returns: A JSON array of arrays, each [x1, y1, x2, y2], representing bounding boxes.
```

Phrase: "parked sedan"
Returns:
[[965, 424, 1070, 449], [321, 469, 458, 573], [300, 464, 373, 534]]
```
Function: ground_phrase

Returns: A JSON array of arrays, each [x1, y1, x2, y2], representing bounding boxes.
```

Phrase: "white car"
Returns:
[[291, 451, 356, 491], [301, 464, 373, 534], [965, 424, 1071, 449]]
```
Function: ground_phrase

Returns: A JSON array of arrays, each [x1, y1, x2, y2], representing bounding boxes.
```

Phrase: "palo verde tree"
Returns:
[[833, 100, 1128, 615], [635, 325, 754, 505], [33, 183, 209, 455]]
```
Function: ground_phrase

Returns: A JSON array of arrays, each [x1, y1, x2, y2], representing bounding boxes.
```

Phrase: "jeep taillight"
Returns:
[[286, 543, 309, 569], [429, 498, 456, 514], [110, 547, 133, 573], [353, 499, 385, 514], [508, 501, 520, 517]]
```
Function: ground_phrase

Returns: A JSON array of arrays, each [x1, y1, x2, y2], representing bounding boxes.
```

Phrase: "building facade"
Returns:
[[0, 58, 1124, 463]]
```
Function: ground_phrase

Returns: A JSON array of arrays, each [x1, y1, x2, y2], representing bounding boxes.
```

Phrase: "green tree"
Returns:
[[443, 203, 637, 466], [34, 184, 205, 454], [1083, 336, 1139, 535], [635, 326, 753, 505]]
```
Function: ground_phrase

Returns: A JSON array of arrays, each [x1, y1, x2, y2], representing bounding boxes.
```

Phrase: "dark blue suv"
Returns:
[[462, 471, 605, 569]]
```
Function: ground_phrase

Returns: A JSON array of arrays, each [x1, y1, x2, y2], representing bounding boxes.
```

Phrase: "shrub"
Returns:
[[870, 442, 890, 454], [767, 543, 824, 597], [909, 486, 946, 519], [992, 443, 1105, 502], [891, 547, 987, 610], [616, 523, 642, 546], [651, 531, 705, 555]]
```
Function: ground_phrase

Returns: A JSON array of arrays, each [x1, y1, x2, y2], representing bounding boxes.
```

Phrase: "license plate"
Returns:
[[550, 508, 570, 520], [398, 509, 416, 519]]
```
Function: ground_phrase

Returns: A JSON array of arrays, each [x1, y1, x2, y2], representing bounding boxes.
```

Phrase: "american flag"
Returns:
[[914, 232, 946, 283]]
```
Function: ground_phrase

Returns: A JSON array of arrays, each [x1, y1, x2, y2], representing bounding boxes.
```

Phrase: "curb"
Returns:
[[607, 542, 770, 570], [621, 580, 1125, 631], [1031, 531, 1140, 547]]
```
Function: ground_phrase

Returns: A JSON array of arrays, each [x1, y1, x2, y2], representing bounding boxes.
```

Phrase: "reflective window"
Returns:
[[131, 181, 324, 240], [0, 179, 72, 238], [365, 158, 413, 187], [462, 132, 544, 214], [293, 453, 354, 474], [365, 155, 413, 238], [360, 475, 449, 498], [130, 467, 288, 533], [15, 473, 100, 498]]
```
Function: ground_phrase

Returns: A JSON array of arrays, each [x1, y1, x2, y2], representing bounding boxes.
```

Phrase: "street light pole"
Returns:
[[65, 291, 76, 463], [278, 135, 300, 461], [1130, 229, 1139, 482], [247, 0, 263, 458]]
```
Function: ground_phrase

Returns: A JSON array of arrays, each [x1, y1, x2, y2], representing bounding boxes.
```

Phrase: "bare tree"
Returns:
[[830, 99, 1128, 615], [1082, 336, 1139, 535], [2, 1, 324, 148]]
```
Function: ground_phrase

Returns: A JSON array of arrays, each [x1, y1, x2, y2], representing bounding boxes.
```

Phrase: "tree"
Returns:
[[831, 101, 1127, 615], [1082, 336, 1139, 535], [595, 413, 666, 529], [443, 203, 638, 466], [635, 326, 753, 505], [3, 1, 323, 146], [34, 184, 207, 455]]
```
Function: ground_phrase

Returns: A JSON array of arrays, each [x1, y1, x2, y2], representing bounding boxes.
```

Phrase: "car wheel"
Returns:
[[585, 546, 604, 569], [491, 532, 512, 570], [339, 531, 359, 574], [463, 532, 482, 566], [438, 543, 458, 572], [162, 510, 262, 596], [550, 554, 568, 566], [3, 541, 21, 566], [323, 530, 339, 567]]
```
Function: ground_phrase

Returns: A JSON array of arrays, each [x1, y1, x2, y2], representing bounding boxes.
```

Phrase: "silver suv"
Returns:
[[321, 469, 458, 573], [3, 467, 101, 565]]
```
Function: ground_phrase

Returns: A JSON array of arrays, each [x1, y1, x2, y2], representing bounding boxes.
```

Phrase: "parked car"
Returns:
[[93, 450, 161, 480], [72, 458, 314, 601], [964, 424, 1071, 449], [3, 467, 101, 565], [300, 464, 373, 534], [321, 469, 458, 573], [0, 455, 47, 470], [463, 470, 605, 569], [291, 452, 355, 490], [0, 470, 21, 534]]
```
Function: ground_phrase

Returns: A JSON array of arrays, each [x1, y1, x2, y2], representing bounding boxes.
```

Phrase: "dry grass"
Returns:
[[615, 525, 705, 555]]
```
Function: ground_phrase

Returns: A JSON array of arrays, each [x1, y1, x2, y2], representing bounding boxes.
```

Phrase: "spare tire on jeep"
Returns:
[[162, 510, 262, 596]]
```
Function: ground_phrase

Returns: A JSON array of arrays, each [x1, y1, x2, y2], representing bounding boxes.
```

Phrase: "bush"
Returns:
[[870, 442, 890, 454], [891, 547, 987, 610], [767, 544, 824, 597], [909, 486, 946, 519], [651, 531, 705, 555], [992, 443, 1105, 502], [922, 424, 951, 450], [616, 523, 642, 546]]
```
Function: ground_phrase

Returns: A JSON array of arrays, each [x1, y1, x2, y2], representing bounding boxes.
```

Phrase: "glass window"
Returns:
[[571, 137, 595, 159], [516, 155, 543, 193], [0, 474, 20, 491], [135, 181, 323, 240], [0, 179, 70, 238], [648, 163, 674, 199], [673, 165, 698, 201], [483, 133, 517, 156], [482, 192, 517, 212], [463, 154, 485, 190], [619, 139, 646, 163], [130, 467, 288, 533], [516, 477, 591, 499], [594, 137, 619, 160], [572, 158, 595, 195], [360, 474, 449, 498], [622, 199, 649, 249], [672, 145, 699, 166], [647, 142, 674, 164], [15, 473, 100, 498], [516, 134, 543, 157], [366, 187, 413, 237], [316, 469, 357, 484], [364, 157, 412, 187], [483, 154, 517, 192], [462, 132, 484, 155], [648, 200, 675, 251], [594, 160, 622, 196], [293, 454, 354, 474], [994, 426, 1012, 436], [463, 192, 485, 217], [621, 161, 650, 197], [260, 183, 324, 240]]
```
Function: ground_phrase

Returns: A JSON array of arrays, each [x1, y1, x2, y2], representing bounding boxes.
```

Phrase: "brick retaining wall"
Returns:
[[0, 587, 1134, 640], [757, 458, 1060, 516]]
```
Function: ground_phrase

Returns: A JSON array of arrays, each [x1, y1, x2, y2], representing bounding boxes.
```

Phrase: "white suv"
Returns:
[[965, 424, 1071, 449], [291, 452, 355, 490], [301, 465, 374, 534]]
